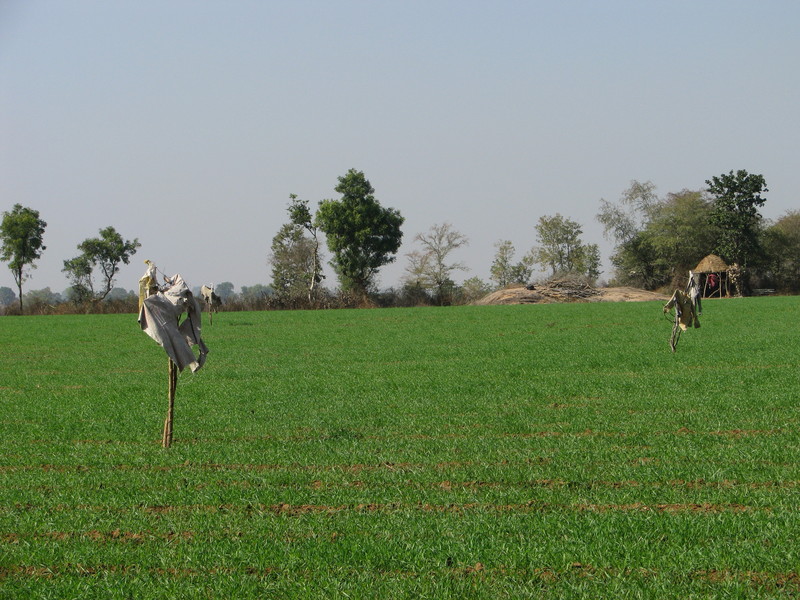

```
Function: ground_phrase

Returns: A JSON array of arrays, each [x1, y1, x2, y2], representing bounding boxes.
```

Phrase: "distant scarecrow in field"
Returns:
[[138, 260, 208, 447], [200, 284, 222, 325], [663, 271, 701, 352]]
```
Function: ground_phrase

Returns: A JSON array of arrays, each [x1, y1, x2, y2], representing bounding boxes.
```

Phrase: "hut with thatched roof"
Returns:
[[693, 254, 731, 298]]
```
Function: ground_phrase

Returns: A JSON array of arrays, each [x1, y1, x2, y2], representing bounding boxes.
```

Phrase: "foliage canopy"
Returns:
[[533, 214, 600, 280], [490, 240, 534, 288], [62, 226, 140, 302], [316, 169, 404, 297], [269, 222, 320, 302], [0, 203, 47, 311], [706, 169, 768, 268]]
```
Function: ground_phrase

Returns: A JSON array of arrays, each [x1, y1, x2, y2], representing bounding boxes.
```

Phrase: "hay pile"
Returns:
[[475, 279, 601, 306]]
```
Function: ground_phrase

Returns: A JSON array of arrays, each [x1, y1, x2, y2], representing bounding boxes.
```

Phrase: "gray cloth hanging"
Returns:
[[138, 273, 209, 372]]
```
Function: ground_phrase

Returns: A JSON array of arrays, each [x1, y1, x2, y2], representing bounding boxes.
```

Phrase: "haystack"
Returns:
[[694, 254, 728, 274], [692, 254, 731, 298], [475, 279, 601, 305]]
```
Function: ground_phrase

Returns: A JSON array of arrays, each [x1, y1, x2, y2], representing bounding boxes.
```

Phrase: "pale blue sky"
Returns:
[[2, 1, 799, 295]]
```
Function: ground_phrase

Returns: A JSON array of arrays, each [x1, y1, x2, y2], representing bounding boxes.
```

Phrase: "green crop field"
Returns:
[[1, 297, 799, 598]]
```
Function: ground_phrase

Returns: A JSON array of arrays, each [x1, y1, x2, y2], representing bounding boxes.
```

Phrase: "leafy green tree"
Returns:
[[288, 194, 324, 301], [63, 226, 140, 301], [269, 222, 319, 302], [61, 255, 94, 302], [761, 210, 800, 291], [645, 189, 718, 282], [490, 240, 515, 288], [509, 258, 535, 285], [579, 243, 602, 281], [0, 204, 47, 312], [598, 182, 717, 289], [608, 233, 660, 289], [490, 240, 534, 288], [316, 169, 404, 297], [533, 214, 597, 278], [404, 223, 468, 304], [534, 214, 581, 275], [706, 170, 768, 268]]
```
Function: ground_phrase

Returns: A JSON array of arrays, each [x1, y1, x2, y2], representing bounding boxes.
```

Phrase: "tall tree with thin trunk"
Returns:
[[0, 204, 47, 312], [269, 222, 318, 302], [287, 194, 324, 302]]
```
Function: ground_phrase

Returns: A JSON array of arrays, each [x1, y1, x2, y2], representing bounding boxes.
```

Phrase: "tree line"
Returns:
[[268, 169, 601, 308], [597, 170, 792, 294], [3, 168, 797, 314]]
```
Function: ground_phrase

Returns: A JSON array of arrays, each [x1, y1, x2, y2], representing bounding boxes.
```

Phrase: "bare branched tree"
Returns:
[[403, 223, 468, 304]]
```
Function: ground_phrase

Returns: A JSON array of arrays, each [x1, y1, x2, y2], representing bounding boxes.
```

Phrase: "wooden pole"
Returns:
[[162, 358, 177, 448]]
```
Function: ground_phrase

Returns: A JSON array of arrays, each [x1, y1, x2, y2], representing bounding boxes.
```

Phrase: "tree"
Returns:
[[23, 287, 63, 308], [490, 240, 515, 288], [0, 204, 47, 312], [706, 170, 768, 269], [609, 232, 661, 289], [645, 189, 718, 282], [316, 169, 404, 297], [533, 214, 598, 278], [403, 223, 468, 304], [460, 276, 492, 303], [596, 180, 658, 246], [61, 255, 94, 302], [598, 182, 717, 289], [489, 240, 534, 288], [762, 210, 800, 291], [240, 284, 273, 301], [403, 250, 432, 289], [580, 243, 602, 281], [63, 226, 140, 301], [105, 287, 135, 302], [287, 194, 324, 301], [0, 286, 17, 307], [269, 222, 319, 302], [596, 180, 662, 287], [214, 282, 235, 301]]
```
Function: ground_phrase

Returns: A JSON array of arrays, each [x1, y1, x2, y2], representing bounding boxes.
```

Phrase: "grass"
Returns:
[[1, 297, 799, 598]]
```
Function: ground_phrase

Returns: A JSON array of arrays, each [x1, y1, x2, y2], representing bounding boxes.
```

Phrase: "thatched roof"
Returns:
[[694, 254, 729, 273]]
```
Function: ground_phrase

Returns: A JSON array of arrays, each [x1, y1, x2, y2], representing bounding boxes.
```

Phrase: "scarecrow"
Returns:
[[138, 260, 209, 447], [200, 284, 222, 325], [663, 271, 701, 352]]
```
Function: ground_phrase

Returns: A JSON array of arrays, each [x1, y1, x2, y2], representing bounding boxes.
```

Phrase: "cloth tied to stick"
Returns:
[[663, 289, 700, 331], [138, 265, 209, 373]]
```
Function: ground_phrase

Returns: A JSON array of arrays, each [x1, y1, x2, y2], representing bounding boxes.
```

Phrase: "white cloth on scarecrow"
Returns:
[[138, 274, 209, 372]]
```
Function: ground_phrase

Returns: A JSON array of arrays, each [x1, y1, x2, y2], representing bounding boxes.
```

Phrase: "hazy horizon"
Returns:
[[3, 1, 799, 297]]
